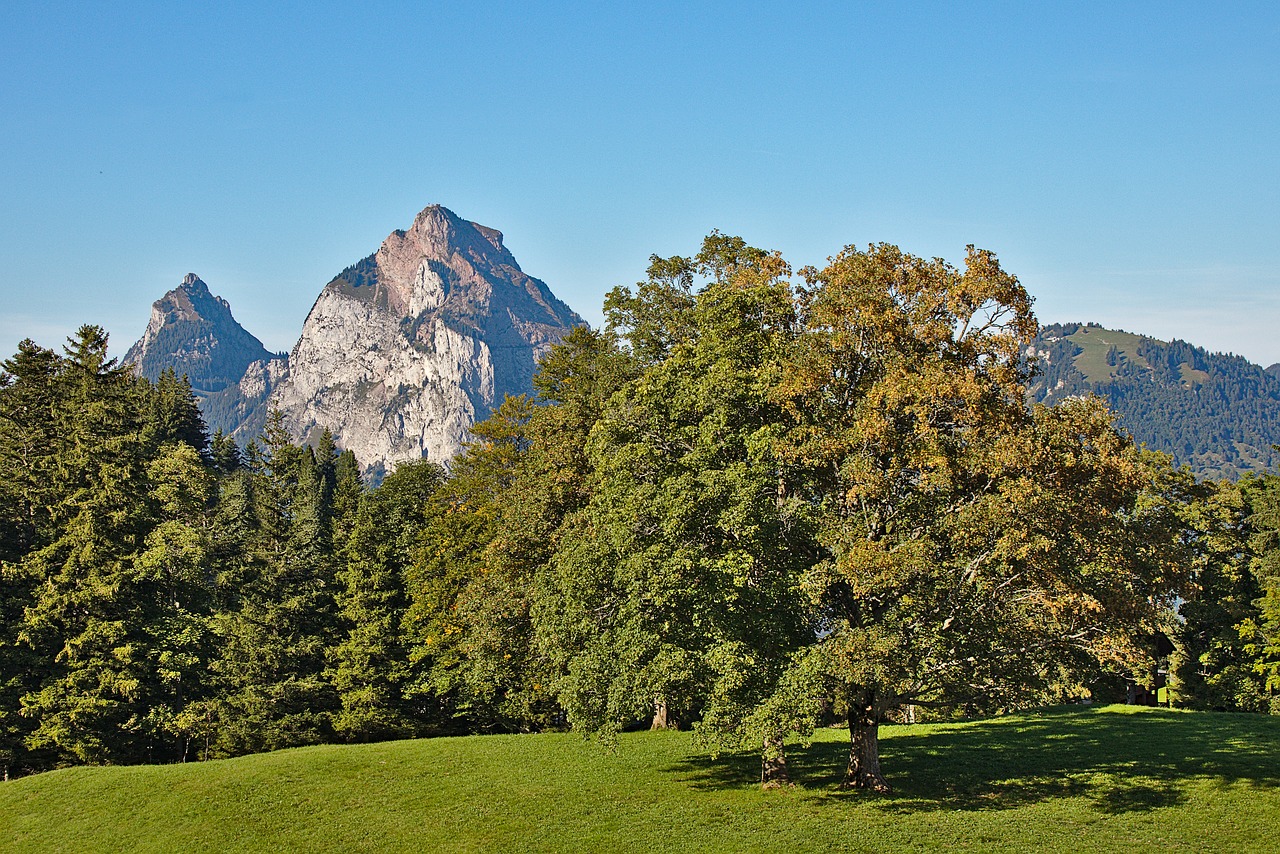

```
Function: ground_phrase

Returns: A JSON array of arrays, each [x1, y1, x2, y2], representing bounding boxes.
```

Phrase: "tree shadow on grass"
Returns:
[[664, 706, 1280, 814]]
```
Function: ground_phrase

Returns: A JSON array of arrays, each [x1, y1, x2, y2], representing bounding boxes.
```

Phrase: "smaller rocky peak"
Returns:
[[154, 274, 224, 325], [1267, 363, 1280, 378], [125, 273, 280, 401]]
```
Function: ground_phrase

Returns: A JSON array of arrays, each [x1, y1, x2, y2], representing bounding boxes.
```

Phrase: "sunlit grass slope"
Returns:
[[1066, 326, 1153, 384], [4, 705, 1278, 853]]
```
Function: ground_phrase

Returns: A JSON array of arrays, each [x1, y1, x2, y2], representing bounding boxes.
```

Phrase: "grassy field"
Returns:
[[4, 705, 1279, 853]]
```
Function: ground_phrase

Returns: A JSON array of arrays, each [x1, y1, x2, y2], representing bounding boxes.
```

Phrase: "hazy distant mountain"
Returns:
[[1028, 322, 1280, 480], [270, 204, 584, 479], [125, 274, 287, 439]]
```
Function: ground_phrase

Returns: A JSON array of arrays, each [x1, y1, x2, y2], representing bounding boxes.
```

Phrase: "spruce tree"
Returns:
[[330, 459, 439, 741], [0, 340, 62, 776], [17, 327, 162, 763], [205, 412, 342, 754], [144, 368, 209, 457]]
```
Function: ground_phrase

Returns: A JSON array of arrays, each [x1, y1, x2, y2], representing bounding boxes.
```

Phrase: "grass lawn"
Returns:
[[3, 705, 1278, 852]]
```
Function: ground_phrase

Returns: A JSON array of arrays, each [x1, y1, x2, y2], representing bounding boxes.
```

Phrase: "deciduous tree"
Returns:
[[775, 245, 1183, 790]]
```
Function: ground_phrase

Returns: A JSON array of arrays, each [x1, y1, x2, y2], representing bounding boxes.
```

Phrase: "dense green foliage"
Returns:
[[1169, 474, 1280, 713], [4, 239, 1280, 794], [5, 706, 1280, 853], [1029, 322, 1280, 479]]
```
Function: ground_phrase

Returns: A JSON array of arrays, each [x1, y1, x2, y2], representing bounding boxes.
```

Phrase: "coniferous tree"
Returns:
[[132, 442, 218, 760], [144, 368, 209, 457], [17, 327, 169, 763], [1173, 473, 1280, 713], [330, 449, 362, 548], [1248, 473, 1280, 711], [0, 340, 63, 558], [205, 411, 342, 755], [330, 459, 438, 742], [209, 430, 243, 475], [0, 340, 63, 776]]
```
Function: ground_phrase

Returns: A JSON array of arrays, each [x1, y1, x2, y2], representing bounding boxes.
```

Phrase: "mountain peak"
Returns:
[[395, 204, 518, 272], [275, 204, 584, 475], [326, 205, 539, 319], [408, 204, 508, 255], [125, 274, 278, 401]]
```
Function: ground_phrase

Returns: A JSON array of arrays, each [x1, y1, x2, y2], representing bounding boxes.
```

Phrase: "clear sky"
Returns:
[[3, 2, 1278, 366]]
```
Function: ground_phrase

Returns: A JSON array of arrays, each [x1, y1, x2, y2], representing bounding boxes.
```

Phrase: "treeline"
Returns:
[[3, 240, 1279, 789]]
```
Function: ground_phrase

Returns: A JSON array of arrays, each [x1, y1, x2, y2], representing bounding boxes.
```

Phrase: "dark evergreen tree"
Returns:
[[0, 341, 65, 776], [209, 430, 243, 475], [0, 340, 63, 559], [1248, 473, 1280, 711], [204, 411, 343, 755], [143, 368, 209, 457], [330, 459, 440, 741], [1171, 474, 1280, 713], [330, 449, 362, 548], [17, 327, 176, 763]]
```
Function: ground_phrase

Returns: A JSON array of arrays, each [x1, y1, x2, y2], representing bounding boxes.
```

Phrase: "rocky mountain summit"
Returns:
[[124, 274, 287, 438], [271, 205, 583, 477], [125, 273, 279, 393], [129, 205, 584, 477]]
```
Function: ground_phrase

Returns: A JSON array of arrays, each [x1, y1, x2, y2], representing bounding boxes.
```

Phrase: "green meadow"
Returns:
[[4, 705, 1278, 853]]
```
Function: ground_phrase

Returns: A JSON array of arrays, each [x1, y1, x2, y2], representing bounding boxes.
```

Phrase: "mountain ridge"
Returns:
[[1028, 321, 1280, 479], [124, 205, 583, 477], [127, 219, 1274, 481]]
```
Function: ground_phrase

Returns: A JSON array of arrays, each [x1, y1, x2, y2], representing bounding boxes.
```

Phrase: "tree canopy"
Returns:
[[2, 245, 1272, 792]]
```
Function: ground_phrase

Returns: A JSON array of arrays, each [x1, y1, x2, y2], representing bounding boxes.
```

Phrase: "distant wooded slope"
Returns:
[[1028, 323, 1280, 480]]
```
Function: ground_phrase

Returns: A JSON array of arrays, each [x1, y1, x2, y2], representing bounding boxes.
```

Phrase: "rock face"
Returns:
[[271, 205, 584, 477], [125, 274, 287, 438]]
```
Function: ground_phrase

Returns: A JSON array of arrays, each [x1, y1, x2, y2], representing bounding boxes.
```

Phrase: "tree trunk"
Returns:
[[761, 735, 790, 790], [650, 699, 677, 730], [840, 704, 891, 792]]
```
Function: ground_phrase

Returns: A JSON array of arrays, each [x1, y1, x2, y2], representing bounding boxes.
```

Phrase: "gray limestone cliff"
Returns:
[[271, 205, 584, 477]]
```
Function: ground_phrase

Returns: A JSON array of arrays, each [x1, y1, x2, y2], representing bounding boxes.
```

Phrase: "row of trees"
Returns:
[[0, 328, 373, 774], [3, 238, 1278, 790]]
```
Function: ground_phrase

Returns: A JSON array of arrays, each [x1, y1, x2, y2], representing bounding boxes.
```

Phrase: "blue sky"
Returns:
[[3, 2, 1278, 366]]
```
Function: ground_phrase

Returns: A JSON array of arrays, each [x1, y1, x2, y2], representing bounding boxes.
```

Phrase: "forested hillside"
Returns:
[[1028, 322, 1280, 479], [4, 242, 1279, 791]]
